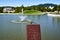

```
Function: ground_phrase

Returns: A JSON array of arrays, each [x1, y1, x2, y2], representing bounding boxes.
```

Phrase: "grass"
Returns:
[[24, 10, 43, 15]]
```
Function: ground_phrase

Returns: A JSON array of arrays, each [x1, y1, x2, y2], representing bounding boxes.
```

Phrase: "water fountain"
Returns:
[[18, 8, 27, 22], [11, 8, 32, 24], [19, 16, 27, 22]]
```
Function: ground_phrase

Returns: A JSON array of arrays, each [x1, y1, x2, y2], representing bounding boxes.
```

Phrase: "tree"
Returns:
[[15, 7, 21, 13], [24, 7, 31, 10], [36, 6, 42, 11], [21, 5, 24, 8], [57, 5, 60, 13], [52, 6, 57, 12], [0, 7, 3, 13], [31, 5, 36, 10]]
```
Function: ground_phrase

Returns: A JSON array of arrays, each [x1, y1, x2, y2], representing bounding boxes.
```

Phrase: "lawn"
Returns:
[[23, 10, 43, 15]]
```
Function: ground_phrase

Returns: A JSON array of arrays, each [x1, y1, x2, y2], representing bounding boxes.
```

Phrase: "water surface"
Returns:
[[0, 14, 60, 40]]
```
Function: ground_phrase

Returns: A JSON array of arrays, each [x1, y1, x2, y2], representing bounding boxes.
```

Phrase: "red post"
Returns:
[[27, 24, 41, 40]]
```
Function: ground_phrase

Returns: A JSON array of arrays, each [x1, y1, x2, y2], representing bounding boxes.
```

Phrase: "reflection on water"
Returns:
[[0, 14, 60, 40]]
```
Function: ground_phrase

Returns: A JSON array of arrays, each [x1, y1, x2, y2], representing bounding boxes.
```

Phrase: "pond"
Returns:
[[0, 14, 60, 40]]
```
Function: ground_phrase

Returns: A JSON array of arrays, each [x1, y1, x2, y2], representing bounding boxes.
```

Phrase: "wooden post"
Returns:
[[27, 24, 41, 40]]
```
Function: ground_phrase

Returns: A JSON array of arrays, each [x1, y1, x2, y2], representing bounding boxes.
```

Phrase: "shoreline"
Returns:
[[47, 13, 60, 17], [0, 13, 44, 15]]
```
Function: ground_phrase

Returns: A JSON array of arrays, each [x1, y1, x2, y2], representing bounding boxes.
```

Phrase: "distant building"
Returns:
[[3, 6, 15, 13], [49, 6, 54, 9], [45, 6, 54, 9], [54, 11, 60, 13]]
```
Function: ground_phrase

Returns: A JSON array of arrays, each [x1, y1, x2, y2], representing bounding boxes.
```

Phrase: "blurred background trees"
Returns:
[[0, 3, 60, 13]]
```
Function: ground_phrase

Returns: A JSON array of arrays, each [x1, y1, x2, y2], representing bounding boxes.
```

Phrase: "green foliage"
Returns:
[[53, 6, 57, 11], [14, 7, 22, 13], [14, 5, 24, 13], [31, 5, 36, 10], [24, 7, 31, 10], [57, 5, 60, 13], [0, 4, 60, 13], [0, 7, 3, 13], [36, 6, 42, 11]]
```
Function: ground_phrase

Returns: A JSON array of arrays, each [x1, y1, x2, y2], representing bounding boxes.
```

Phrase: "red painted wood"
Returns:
[[27, 24, 41, 40]]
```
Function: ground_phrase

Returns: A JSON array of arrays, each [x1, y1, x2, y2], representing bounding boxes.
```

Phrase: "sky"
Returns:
[[0, 0, 60, 7]]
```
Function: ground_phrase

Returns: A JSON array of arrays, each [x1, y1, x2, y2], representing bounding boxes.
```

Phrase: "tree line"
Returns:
[[0, 4, 60, 13]]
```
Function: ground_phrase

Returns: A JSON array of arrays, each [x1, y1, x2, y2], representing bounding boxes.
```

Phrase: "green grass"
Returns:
[[23, 10, 43, 15]]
